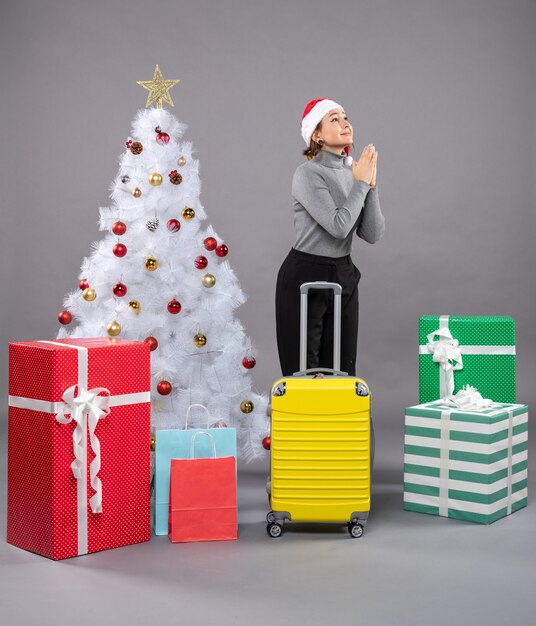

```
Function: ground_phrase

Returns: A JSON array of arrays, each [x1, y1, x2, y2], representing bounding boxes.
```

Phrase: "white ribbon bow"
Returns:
[[444, 385, 492, 410], [55, 384, 111, 514], [426, 328, 463, 397]]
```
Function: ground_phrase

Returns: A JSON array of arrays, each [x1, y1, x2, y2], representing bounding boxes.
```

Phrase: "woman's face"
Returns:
[[312, 108, 353, 152]]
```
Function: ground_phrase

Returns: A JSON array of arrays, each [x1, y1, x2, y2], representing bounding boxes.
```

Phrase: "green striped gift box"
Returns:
[[404, 401, 528, 524], [419, 316, 516, 404]]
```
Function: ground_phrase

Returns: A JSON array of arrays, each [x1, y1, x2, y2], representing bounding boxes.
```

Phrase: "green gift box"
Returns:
[[404, 400, 528, 524], [419, 316, 516, 403]]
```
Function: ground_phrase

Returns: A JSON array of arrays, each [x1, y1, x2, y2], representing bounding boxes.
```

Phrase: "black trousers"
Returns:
[[275, 248, 361, 377]]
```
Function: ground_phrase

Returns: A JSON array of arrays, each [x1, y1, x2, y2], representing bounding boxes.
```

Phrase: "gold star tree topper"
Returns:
[[137, 65, 180, 109]]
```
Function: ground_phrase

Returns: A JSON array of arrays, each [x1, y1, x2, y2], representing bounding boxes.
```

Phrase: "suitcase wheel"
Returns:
[[267, 522, 283, 538], [266, 512, 276, 523], [348, 523, 364, 538]]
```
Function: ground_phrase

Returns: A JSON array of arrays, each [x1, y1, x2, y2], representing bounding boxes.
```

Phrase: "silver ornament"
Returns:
[[146, 217, 160, 232]]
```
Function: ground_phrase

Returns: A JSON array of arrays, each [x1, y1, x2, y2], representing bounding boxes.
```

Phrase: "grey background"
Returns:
[[1, 1, 535, 625]]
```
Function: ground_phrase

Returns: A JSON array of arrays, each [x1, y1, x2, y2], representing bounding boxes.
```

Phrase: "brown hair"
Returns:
[[303, 121, 323, 160]]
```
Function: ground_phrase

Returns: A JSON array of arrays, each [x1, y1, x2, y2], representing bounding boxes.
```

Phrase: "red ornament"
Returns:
[[167, 299, 182, 314], [125, 139, 133, 149], [79, 278, 89, 290], [113, 282, 127, 297], [194, 255, 208, 269], [113, 243, 127, 257], [157, 380, 172, 395], [167, 218, 181, 233], [112, 221, 127, 236], [58, 310, 72, 325], [204, 237, 217, 251], [156, 132, 170, 145], [216, 244, 229, 257], [262, 436, 271, 451], [144, 336, 158, 351], [242, 356, 256, 369]]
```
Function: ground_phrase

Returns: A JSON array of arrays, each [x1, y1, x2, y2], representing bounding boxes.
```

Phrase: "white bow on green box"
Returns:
[[418, 315, 516, 404]]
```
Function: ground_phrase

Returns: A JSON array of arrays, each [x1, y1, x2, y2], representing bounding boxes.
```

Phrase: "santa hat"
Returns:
[[301, 98, 351, 157]]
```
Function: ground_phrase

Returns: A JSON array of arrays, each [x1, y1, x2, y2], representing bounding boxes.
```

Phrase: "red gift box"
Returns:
[[7, 338, 151, 560]]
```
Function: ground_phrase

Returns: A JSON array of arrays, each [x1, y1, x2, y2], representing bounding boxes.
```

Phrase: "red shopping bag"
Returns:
[[168, 432, 237, 542]]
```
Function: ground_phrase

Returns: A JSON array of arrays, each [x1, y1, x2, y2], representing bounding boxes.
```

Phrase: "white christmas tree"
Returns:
[[57, 66, 269, 461]]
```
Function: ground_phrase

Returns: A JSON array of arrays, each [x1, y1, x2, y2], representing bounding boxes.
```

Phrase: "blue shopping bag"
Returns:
[[154, 404, 237, 535]]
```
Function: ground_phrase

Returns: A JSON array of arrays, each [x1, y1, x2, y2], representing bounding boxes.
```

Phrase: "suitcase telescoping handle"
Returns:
[[299, 282, 342, 374]]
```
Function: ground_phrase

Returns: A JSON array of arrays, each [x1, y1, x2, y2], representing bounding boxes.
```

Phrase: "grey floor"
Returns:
[[1, 420, 535, 626]]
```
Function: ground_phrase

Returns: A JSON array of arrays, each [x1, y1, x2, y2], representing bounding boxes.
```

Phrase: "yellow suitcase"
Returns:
[[267, 282, 372, 538]]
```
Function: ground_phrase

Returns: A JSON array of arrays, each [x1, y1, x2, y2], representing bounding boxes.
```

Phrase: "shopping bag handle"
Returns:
[[185, 404, 211, 430], [190, 431, 217, 459]]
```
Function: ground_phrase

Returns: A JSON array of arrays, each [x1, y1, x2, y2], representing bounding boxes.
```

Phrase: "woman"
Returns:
[[275, 98, 385, 376]]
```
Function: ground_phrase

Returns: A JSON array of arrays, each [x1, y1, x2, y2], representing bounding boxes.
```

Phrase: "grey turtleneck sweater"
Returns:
[[291, 149, 385, 257]]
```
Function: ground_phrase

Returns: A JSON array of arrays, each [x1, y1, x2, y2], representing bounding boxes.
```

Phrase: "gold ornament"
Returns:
[[133, 187, 142, 198], [145, 257, 158, 271], [150, 434, 156, 452], [201, 273, 216, 288], [240, 400, 254, 414], [82, 288, 96, 302], [136, 64, 180, 109], [193, 333, 207, 348], [128, 300, 141, 314], [107, 320, 121, 337], [178, 155, 187, 167], [182, 207, 195, 221], [149, 172, 163, 186]]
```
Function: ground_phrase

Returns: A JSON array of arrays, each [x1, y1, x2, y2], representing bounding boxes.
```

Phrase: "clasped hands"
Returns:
[[352, 144, 378, 188]]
